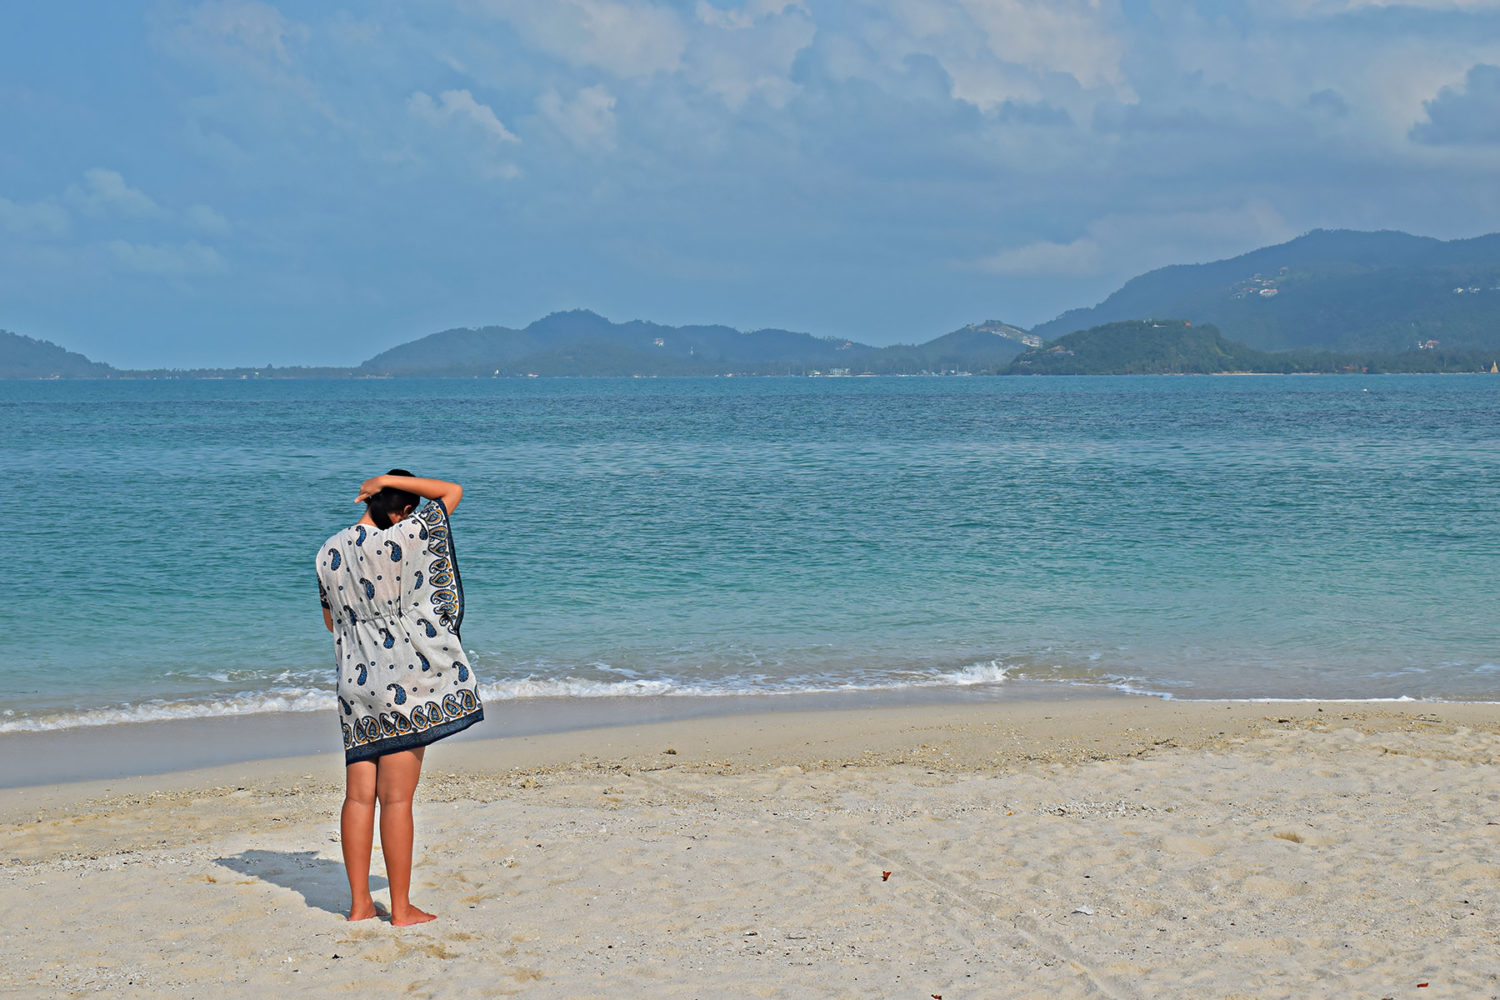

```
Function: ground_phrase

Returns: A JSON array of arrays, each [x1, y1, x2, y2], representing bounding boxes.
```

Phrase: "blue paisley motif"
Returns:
[[416, 617, 437, 638], [386, 539, 402, 561], [455, 661, 469, 683], [328, 548, 341, 570], [386, 683, 408, 706], [413, 570, 423, 589], [355, 663, 368, 686], [379, 626, 395, 649], [360, 578, 375, 599], [417, 651, 431, 671], [354, 525, 366, 546], [338, 696, 352, 716]]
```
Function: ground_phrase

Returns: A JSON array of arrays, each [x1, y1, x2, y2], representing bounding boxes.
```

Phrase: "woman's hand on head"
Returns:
[[356, 475, 388, 504]]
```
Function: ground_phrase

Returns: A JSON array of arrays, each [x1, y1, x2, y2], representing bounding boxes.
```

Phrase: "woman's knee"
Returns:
[[345, 760, 378, 807]]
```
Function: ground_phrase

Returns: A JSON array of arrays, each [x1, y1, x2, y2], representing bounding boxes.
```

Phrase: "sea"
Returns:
[[3, 373, 1498, 735]]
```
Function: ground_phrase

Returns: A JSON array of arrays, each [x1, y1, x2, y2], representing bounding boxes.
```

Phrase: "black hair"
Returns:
[[366, 468, 420, 530]]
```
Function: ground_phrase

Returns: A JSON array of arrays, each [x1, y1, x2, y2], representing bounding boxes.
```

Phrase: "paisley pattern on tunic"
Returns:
[[316, 499, 482, 764]]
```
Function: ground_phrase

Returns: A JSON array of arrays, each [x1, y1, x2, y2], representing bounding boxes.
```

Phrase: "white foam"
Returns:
[[0, 688, 331, 733], [0, 661, 1018, 733]]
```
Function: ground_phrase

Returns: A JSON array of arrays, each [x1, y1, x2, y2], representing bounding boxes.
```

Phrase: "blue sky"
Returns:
[[4, 0, 1500, 367]]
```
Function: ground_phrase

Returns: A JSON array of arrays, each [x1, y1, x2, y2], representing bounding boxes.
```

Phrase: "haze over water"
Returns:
[[4, 374, 1498, 732]]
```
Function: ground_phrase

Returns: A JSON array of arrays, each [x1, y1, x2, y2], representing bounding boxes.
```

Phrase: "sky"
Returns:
[[4, 1, 1500, 367]]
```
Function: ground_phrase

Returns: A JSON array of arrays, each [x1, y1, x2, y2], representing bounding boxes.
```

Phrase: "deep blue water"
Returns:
[[3, 373, 1498, 731]]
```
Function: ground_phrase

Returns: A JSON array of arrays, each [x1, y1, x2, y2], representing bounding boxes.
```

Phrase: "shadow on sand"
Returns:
[[214, 850, 386, 918]]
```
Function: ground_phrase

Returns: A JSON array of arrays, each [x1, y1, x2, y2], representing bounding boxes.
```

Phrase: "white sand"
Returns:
[[2, 698, 1498, 999]]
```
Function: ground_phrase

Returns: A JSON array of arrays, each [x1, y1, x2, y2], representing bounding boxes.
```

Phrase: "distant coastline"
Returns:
[[9, 228, 1500, 379]]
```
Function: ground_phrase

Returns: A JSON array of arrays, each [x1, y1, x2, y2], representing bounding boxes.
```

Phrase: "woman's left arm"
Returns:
[[356, 474, 463, 513]]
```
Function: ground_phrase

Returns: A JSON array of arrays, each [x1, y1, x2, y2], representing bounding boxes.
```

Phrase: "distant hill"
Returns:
[[0, 330, 114, 379], [1006, 319, 1499, 375], [1032, 229, 1500, 354], [356, 310, 1029, 376], [357, 309, 871, 376]]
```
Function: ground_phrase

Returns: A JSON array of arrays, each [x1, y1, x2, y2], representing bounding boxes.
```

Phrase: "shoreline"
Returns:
[[5, 696, 1498, 997], [7, 681, 1500, 790], [6, 694, 1496, 826], [0, 682, 1122, 789]]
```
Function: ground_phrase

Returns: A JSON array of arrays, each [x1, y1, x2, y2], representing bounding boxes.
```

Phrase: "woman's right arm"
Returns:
[[356, 474, 463, 513]]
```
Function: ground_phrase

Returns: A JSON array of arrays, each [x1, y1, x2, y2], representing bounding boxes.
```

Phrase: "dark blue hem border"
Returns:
[[344, 707, 484, 765]]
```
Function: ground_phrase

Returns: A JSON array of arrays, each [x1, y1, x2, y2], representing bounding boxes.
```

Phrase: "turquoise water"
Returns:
[[3, 374, 1498, 730]]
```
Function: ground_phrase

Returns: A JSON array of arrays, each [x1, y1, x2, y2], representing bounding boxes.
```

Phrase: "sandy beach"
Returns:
[[3, 697, 1499, 999]]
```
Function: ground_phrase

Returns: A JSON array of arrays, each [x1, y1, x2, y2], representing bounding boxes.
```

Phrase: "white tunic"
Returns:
[[316, 500, 483, 763]]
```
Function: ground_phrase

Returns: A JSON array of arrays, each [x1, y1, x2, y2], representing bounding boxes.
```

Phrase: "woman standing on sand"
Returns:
[[316, 471, 484, 925]]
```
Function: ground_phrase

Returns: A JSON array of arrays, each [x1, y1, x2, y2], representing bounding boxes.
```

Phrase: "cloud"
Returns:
[[106, 240, 226, 276], [466, 0, 687, 78], [975, 201, 1294, 277], [0, 195, 69, 238], [975, 237, 1101, 276], [688, 0, 814, 108], [167, 0, 305, 68], [408, 89, 520, 143], [1306, 88, 1350, 117], [538, 85, 618, 149], [695, 0, 807, 30], [1277, 0, 1500, 13], [186, 203, 232, 235], [1410, 63, 1500, 144], [868, 0, 1132, 111], [65, 169, 160, 217]]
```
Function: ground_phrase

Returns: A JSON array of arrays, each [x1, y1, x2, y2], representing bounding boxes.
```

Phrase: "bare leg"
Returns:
[[341, 760, 383, 921], [376, 747, 435, 926]]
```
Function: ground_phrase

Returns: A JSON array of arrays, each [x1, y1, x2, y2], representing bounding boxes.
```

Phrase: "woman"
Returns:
[[316, 470, 484, 925]]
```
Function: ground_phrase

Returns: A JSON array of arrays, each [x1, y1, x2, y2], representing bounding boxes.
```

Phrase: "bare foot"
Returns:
[[390, 905, 437, 927], [347, 900, 389, 922]]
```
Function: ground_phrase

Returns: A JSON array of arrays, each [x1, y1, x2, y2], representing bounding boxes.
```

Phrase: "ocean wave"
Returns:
[[0, 662, 1019, 733], [0, 688, 331, 733], [4, 660, 1493, 733]]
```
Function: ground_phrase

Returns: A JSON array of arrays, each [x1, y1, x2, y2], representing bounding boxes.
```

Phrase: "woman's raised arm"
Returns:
[[357, 474, 463, 513]]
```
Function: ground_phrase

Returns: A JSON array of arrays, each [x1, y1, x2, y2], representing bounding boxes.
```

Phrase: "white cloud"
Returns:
[[408, 89, 520, 142], [696, 0, 807, 30], [1276, 0, 1500, 13], [65, 169, 160, 218], [170, 0, 304, 67], [871, 0, 1132, 111], [539, 85, 618, 149], [0, 195, 69, 238], [106, 239, 226, 276], [187, 203, 232, 235], [689, 0, 815, 108], [466, 0, 687, 78], [976, 201, 1294, 277], [976, 237, 1101, 276]]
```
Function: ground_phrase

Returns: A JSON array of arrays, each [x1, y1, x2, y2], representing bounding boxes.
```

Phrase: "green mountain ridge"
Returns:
[[356, 309, 1030, 376], [1031, 229, 1500, 353], [1006, 320, 1499, 375]]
